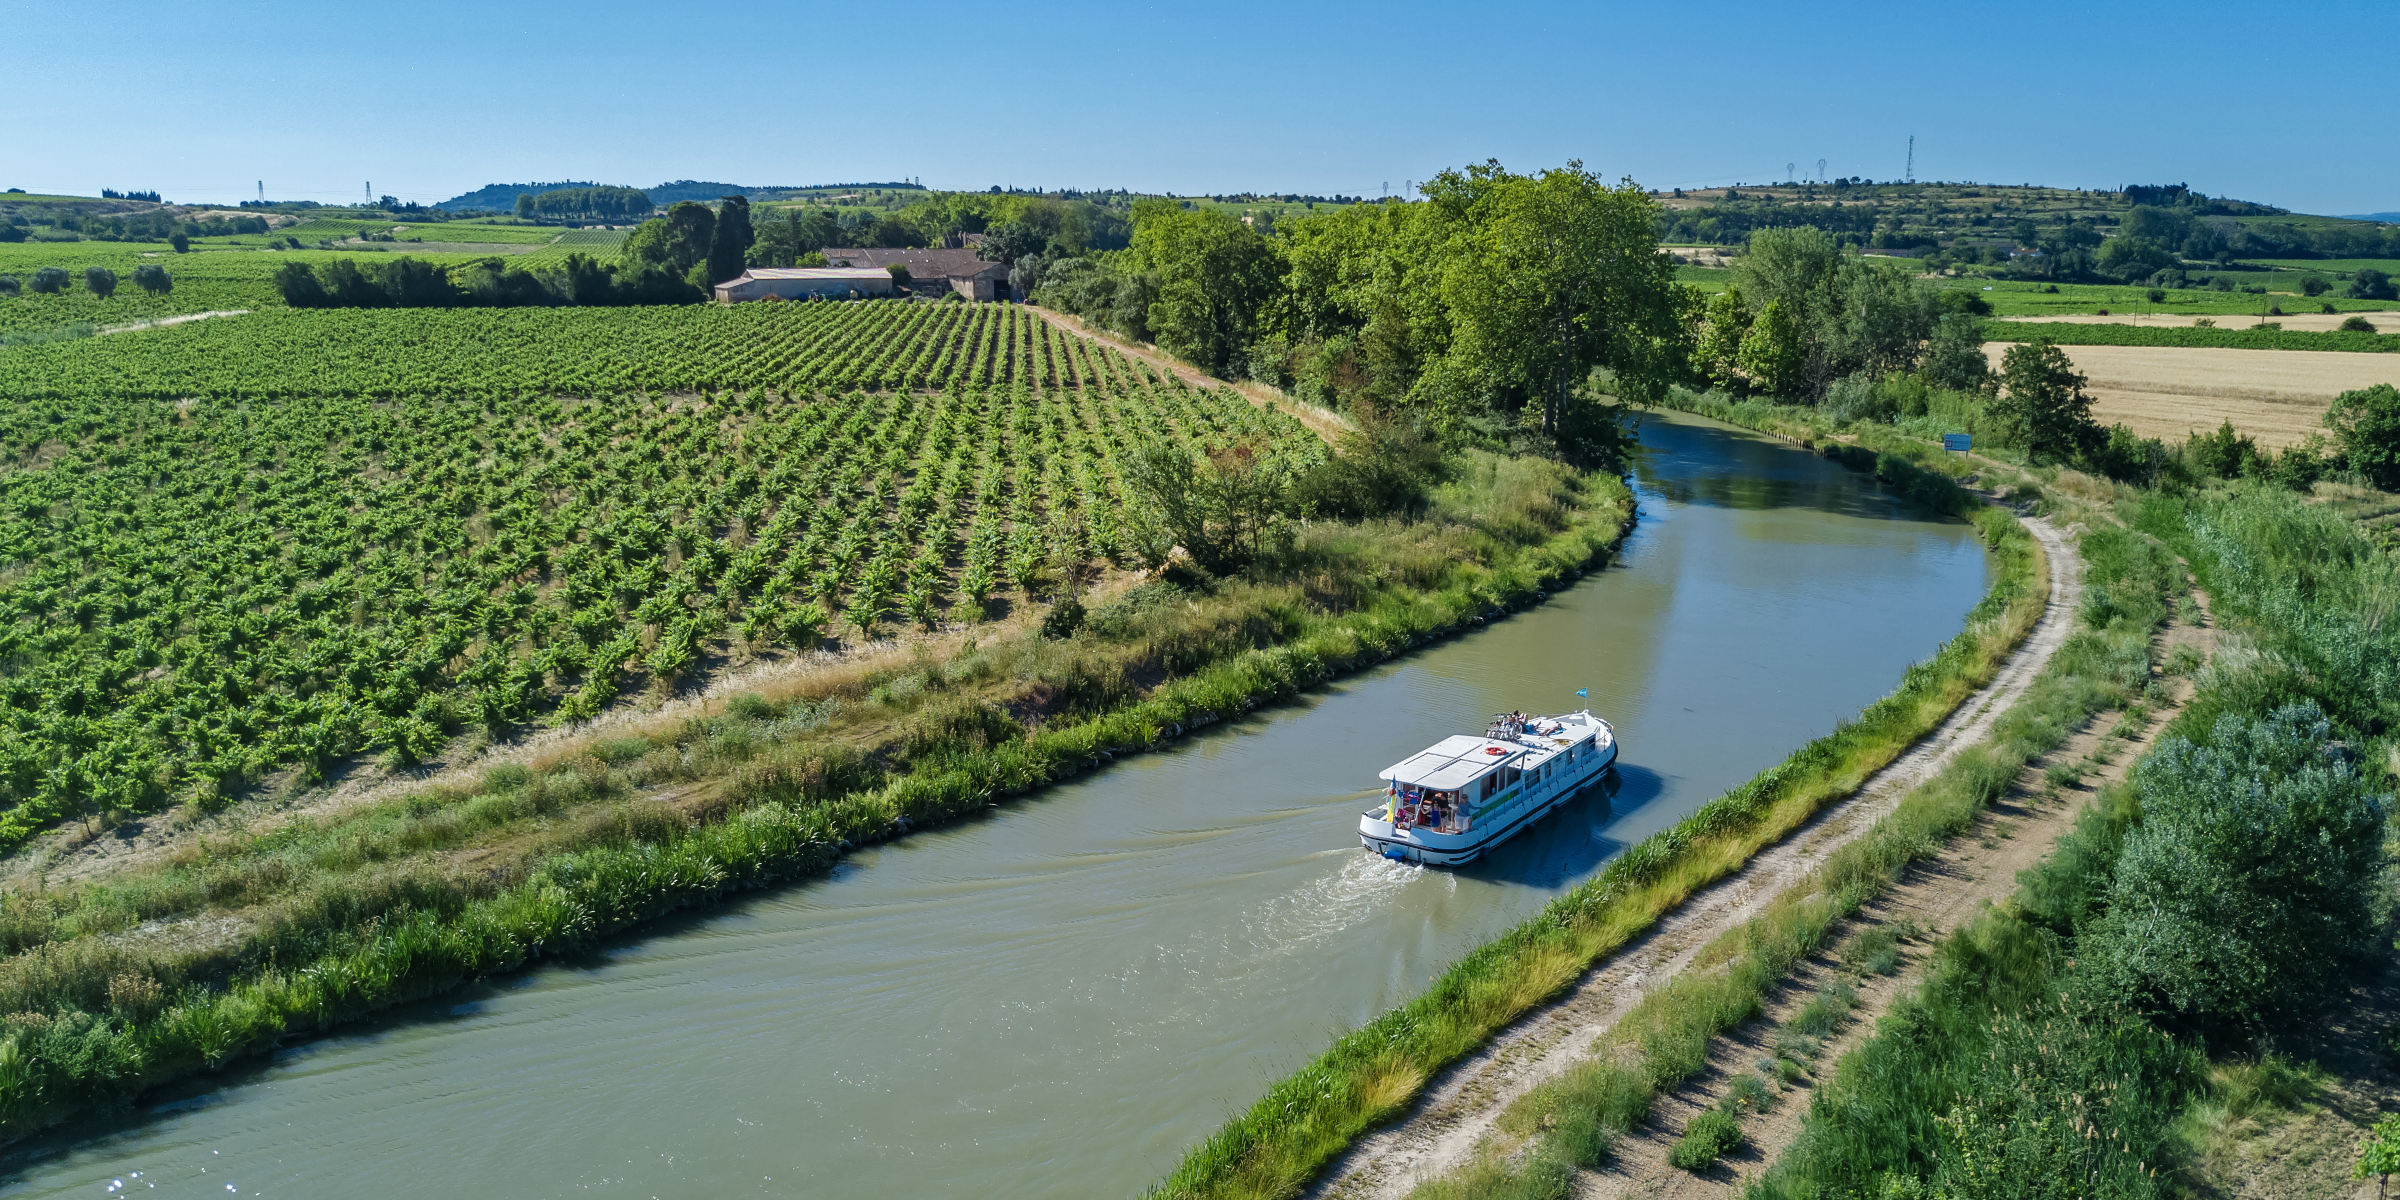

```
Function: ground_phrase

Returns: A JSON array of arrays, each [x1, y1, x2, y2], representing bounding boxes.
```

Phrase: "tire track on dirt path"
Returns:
[[1314, 507, 2080, 1200]]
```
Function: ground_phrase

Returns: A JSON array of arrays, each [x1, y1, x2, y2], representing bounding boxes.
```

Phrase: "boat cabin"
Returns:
[[1377, 715, 1595, 834]]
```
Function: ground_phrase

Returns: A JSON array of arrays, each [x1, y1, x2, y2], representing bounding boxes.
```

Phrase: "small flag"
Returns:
[[1574, 688, 1589, 698]]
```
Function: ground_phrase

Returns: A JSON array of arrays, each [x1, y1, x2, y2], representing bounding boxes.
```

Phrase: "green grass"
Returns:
[[1149, 431, 2048, 1200], [1982, 319, 2400, 353], [1670, 1110, 1745, 1170]]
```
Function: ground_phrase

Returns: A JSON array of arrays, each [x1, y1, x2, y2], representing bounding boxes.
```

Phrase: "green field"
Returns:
[[1938, 277, 2400, 317], [515, 227, 628, 264], [0, 244, 347, 332], [0, 301, 1318, 844], [1674, 263, 1731, 292], [0, 233, 632, 335], [1980, 318, 2400, 352]]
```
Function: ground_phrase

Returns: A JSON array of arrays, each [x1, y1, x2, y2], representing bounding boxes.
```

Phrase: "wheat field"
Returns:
[[1982, 342, 2400, 447]]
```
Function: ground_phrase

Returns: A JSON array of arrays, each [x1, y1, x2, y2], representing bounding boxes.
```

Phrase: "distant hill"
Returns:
[[2344, 212, 2400, 224], [435, 181, 603, 212], [437, 179, 928, 211]]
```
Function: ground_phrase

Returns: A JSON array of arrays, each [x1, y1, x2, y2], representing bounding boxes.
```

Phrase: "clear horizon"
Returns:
[[6, 0, 2394, 216]]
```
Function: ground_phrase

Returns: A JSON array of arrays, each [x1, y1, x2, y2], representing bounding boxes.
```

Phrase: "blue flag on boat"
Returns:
[[1574, 688, 1589, 698]]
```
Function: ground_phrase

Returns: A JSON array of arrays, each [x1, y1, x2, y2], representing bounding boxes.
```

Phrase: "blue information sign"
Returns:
[[1942, 433, 1972, 453]]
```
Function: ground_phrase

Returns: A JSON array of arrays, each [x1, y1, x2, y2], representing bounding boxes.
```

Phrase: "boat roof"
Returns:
[[1381, 713, 1600, 789], [1381, 736, 1526, 790]]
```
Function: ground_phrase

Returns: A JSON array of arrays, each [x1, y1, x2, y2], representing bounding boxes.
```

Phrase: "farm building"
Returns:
[[819, 247, 1012, 301], [714, 267, 897, 302]]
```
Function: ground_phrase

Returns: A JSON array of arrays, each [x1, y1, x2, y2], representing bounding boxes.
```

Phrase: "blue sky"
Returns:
[[7, 0, 2393, 215]]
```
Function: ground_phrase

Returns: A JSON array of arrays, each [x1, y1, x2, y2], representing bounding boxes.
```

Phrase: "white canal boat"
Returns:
[[1360, 710, 1618, 866]]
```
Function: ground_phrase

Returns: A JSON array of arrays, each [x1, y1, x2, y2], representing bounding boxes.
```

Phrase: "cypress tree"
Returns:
[[709, 195, 754, 284]]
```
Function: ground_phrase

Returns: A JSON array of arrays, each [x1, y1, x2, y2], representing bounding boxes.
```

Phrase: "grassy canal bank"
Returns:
[[0, 451, 1632, 1142], [1392, 410, 2185, 1200], [1148, 415, 2046, 1200]]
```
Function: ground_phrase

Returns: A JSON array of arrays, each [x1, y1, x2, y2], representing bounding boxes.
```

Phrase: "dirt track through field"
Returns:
[[95, 309, 249, 336], [1314, 506, 2081, 1200]]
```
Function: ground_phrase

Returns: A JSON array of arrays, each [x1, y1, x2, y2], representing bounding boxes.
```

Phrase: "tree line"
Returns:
[[0, 265, 172, 298], [273, 196, 764, 309], [0, 210, 270, 245], [512, 186, 653, 223], [1028, 162, 1687, 463]]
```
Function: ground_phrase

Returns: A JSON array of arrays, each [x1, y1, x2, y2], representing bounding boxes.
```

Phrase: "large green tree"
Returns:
[[624, 201, 716, 277], [1729, 226, 1937, 400], [1126, 201, 1282, 377], [1433, 161, 1684, 443], [1991, 339, 2099, 461]]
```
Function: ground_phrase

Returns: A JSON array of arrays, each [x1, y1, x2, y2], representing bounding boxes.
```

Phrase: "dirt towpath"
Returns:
[[1315, 507, 2081, 1199], [1027, 306, 1352, 444], [1583, 566, 2216, 1198]]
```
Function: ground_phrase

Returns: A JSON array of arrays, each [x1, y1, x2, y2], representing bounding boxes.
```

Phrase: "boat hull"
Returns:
[[1360, 736, 1617, 866]]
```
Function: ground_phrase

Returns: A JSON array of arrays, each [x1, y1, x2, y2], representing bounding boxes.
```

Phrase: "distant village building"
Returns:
[[818, 247, 1012, 301], [713, 267, 897, 302]]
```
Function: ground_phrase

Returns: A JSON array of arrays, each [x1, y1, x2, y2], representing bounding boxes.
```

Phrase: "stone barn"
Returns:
[[817, 247, 1012, 301]]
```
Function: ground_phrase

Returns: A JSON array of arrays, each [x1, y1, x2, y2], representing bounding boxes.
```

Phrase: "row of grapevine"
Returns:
[[0, 310, 1321, 846], [0, 302, 1241, 400]]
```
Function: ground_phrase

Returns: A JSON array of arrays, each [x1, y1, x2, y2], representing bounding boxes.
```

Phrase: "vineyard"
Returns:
[[0, 302, 1319, 847], [1981, 318, 2400, 353], [0, 301, 1143, 397]]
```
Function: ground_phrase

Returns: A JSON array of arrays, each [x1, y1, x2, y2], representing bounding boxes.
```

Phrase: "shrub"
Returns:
[[2325, 383, 2400, 490], [2301, 275, 2330, 296], [1040, 592, 1087, 639], [2084, 423, 2168, 485], [2348, 267, 2397, 301], [0, 275, 17, 296], [2081, 703, 2390, 1034], [82, 266, 117, 299], [1670, 1109, 1743, 1170], [1822, 371, 1895, 426], [130, 264, 171, 296], [2184, 420, 2259, 480], [29, 267, 68, 294], [2265, 443, 2325, 492], [2339, 315, 2379, 334], [1292, 410, 1447, 520], [2145, 288, 2166, 302]]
